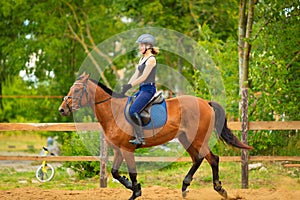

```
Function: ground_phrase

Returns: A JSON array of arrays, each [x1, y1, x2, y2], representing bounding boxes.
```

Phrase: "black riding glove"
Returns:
[[121, 84, 132, 94]]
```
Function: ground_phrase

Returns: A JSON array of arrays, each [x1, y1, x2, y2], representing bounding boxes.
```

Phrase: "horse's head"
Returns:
[[59, 72, 92, 116]]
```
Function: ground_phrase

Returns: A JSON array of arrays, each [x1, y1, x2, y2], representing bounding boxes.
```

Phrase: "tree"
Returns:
[[0, 0, 32, 109], [238, 0, 255, 189], [0, 0, 128, 121], [249, 0, 300, 121], [1, 0, 298, 163]]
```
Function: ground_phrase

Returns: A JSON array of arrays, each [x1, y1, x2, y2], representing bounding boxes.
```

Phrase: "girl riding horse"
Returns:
[[59, 71, 253, 200], [121, 34, 159, 146]]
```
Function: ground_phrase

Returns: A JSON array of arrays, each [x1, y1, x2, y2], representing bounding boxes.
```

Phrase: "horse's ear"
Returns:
[[81, 71, 91, 79], [81, 71, 90, 78], [81, 72, 90, 82]]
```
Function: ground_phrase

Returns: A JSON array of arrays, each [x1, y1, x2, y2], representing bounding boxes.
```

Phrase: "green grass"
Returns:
[[0, 132, 299, 191], [0, 161, 299, 191], [0, 132, 46, 153], [123, 160, 300, 190], [0, 166, 99, 190]]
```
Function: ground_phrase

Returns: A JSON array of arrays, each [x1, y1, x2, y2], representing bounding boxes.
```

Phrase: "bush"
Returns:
[[61, 132, 100, 179]]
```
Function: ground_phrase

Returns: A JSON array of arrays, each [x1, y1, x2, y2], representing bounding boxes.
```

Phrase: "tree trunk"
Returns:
[[0, 82, 3, 110], [239, 0, 255, 189], [238, 0, 246, 88]]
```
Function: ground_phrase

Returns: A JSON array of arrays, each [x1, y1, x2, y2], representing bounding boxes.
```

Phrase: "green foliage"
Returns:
[[249, 130, 300, 156], [0, 76, 69, 123], [195, 23, 240, 120], [119, 0, 238, 39], [60, 132, 100, 179], [192, 69, 211, 100], [0, 0, 299, 179], [249, 0, 300, 121]]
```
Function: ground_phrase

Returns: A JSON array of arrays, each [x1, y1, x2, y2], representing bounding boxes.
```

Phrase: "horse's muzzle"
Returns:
[[59, 107, 70, 116]]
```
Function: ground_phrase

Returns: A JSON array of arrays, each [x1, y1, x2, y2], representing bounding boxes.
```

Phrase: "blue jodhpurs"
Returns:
[[129, 84, 156, 117]]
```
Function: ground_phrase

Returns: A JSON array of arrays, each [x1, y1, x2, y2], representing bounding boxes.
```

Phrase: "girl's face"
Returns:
[[139, 43, 147, 54]]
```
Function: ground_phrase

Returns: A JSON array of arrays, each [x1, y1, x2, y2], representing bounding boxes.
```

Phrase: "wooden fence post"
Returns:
[[99, 131, 108, 187], [241, 88, 249, 189]]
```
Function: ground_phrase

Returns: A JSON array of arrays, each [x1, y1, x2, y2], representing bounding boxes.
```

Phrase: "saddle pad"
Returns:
[[124, 97, 168, 130], [143, 100, 167, 129]]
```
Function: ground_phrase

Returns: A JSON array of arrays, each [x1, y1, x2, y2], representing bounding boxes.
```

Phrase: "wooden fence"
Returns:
[[1, 155, 300, 162], [1, 121, 299, 131], [0, 121, 299, 187]]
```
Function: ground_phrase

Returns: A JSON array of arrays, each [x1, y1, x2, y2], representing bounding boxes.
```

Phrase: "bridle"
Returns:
[[63, 80, 111, 113]]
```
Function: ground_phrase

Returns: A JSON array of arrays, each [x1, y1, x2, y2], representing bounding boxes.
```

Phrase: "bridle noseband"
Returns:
[[63, 80, 111, 113]]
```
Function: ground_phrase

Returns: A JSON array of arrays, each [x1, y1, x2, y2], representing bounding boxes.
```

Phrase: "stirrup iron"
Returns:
[[129, 137, 145, 145]]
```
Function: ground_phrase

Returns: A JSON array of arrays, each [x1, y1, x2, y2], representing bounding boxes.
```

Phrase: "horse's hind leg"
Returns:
[[205, 151, 228, 199], [178, 133, 204, 197]]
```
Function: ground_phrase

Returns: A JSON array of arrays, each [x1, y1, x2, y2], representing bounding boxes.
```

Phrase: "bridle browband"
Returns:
[[63, 80, 111, 113]]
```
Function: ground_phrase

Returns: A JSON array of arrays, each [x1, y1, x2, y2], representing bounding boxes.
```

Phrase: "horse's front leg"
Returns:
[[122, 150, 142, 200], [111, 149, 132, 190]]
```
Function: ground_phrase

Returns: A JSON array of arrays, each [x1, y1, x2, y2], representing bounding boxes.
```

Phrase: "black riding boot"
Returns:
[[129, 112, 145, 145]]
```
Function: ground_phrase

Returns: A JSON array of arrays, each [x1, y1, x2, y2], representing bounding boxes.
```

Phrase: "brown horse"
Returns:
[[59, 72, 253, 200]]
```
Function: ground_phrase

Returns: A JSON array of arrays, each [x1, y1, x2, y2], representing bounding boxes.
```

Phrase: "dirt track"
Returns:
[[1, 186, 300, 200], [1, 152, 299, 200]]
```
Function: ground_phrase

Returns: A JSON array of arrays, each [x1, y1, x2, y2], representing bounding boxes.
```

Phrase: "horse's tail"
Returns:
[[209, 101, 253, 150]]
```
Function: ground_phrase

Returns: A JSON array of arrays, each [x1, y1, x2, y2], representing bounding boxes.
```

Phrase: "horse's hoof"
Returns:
[[128, 192, 141, 200], [218, 188, 228, 199], [214, 181, 228, 199], [128, 196, 135, 200], [128, 183, 142, 200], [128, 195, 136, 200], [182, 189, 189, 198]]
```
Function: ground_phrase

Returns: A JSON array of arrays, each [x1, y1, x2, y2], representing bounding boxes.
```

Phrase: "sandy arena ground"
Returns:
[[1, 186, 300, 200], [1, 153, 299, 200]]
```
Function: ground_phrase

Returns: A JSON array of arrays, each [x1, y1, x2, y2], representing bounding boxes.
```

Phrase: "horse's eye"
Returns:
[[63, 96, 70, 101], [74, 89, 80, 93]]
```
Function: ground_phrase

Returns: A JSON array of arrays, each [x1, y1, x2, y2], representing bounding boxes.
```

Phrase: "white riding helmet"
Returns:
[[136, 34, 155, 47]]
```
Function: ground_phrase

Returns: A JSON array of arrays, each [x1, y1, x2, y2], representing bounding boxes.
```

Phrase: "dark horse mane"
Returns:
[[89, 79, 126, 98]]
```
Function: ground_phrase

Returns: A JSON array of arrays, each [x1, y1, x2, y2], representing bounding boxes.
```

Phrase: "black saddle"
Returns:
[[125, 92, 164, 126]]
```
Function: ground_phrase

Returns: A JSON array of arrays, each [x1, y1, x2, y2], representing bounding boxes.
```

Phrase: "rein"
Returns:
[[95, 97, 112, 104]]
